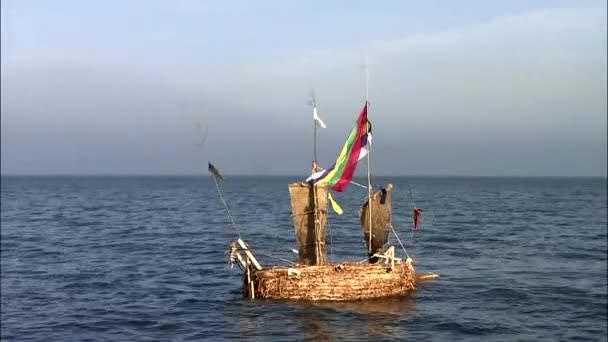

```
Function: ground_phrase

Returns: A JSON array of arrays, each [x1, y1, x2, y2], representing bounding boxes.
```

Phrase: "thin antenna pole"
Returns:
[[311, 91, 319, 165], [365, 57, 370, 102], [314, 116, 318, 164], [365, 57, 373, 256]]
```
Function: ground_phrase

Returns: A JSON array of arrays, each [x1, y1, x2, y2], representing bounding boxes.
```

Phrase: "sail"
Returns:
[[306, 102, 371, 192], [288, 182, 328, 265], [360, 184, 393, 261]]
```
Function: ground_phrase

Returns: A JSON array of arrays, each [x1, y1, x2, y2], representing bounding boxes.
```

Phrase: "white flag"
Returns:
[[313, 107, 327, 128]]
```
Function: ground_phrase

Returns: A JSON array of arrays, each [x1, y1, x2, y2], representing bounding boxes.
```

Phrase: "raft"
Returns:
[[214, 95, 440, 301], [244, 261, 416, 301]]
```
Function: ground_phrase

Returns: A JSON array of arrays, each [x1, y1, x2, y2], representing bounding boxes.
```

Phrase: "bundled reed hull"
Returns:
[[244, 262, 415, 301]]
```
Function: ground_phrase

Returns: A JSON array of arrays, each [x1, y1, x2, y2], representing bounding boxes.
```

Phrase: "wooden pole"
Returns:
[[246, 259, 254, 299], [313, 119, 321, 265], [311, 96, 322, 265], [365, 57, 373, 256], [234, 251, 246, 269], [237, 239, 262, 270]]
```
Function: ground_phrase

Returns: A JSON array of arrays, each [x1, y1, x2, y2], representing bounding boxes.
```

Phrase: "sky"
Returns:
[[1, 0, 607, 176]]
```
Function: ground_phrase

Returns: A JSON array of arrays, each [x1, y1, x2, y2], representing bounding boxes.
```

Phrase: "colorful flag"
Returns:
[[305, 102, 371, 192]]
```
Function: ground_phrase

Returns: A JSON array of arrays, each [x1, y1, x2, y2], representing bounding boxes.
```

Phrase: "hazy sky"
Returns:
[[1, 0, 606, 176]]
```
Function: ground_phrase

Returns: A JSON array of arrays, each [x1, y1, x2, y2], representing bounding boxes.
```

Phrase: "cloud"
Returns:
[[203, 5, 607, 138], [1, 4, 606, 176]]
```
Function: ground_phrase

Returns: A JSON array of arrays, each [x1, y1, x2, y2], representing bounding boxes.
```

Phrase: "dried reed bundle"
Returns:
[[244, 262, 416, 301]]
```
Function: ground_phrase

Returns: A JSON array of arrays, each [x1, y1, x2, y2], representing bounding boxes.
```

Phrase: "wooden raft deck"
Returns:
[[243, 261, 416, 301]]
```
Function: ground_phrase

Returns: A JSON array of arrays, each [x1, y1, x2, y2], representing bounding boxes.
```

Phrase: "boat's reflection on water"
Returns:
[[285, 295, 416, 341], [232, 293, 417, 340]]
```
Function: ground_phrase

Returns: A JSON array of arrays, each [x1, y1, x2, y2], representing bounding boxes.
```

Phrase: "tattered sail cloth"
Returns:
[[361, 184, 393, 260]]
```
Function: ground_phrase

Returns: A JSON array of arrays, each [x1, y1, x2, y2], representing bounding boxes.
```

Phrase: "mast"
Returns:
[[312, 92, 318, 165], [287, 92, 328, 266], [365, 58, 373, 256], [311, 91, 322, 264]]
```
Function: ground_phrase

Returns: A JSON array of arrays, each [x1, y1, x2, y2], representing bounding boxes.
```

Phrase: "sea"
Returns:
[[1, 175, 606, 341]]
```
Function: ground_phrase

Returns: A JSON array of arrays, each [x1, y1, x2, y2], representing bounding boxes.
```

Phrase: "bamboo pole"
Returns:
[[365, 58, 373, 256], [237, 239, 262, 270], [312, 111, 321, 265], [311, 97, 323, 266], [234, 251, 246, 269], [246, 260, 254, 299]]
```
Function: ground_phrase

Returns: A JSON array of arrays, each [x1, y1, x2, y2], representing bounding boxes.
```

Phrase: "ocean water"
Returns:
[[1, 175, 606, 341]]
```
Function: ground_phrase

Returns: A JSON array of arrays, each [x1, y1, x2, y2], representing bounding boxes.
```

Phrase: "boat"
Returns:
[[212, 68, 438, 301]]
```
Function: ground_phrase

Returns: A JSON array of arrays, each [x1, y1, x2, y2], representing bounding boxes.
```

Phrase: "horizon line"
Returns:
[[1, 173, 606, 179]]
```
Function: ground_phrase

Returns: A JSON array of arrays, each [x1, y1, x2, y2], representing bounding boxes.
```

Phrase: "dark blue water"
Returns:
[[1, 176, 606, 341]]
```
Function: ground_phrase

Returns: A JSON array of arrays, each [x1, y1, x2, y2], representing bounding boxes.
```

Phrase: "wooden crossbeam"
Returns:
[[237, 239, 262, 271], [233, 251, 246, 269]]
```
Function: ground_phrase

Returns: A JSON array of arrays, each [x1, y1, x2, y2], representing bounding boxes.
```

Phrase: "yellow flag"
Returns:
[[328, 192, 343, 215]]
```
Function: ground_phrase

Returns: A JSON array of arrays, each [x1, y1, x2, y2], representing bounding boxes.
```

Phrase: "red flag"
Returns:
[[413, 207, 421, 231]]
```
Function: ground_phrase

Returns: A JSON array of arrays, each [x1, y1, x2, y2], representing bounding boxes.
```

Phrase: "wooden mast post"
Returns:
[[365, 57, 373, 257], [311, 94, 322, 265]]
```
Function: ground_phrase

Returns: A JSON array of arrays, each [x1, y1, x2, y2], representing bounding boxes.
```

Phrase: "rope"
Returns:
[[408, 187, 415, 243], [390, 224, 410, 259], [328, 219, 333, 262], [292, 210, 328, 217], [255, 251, 296, 265], [315, 166, 368, 190], [211, 175, 241, 238], [311, 182, 322, 264]]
